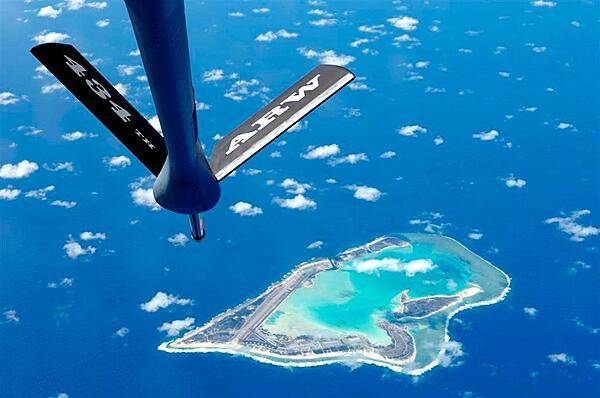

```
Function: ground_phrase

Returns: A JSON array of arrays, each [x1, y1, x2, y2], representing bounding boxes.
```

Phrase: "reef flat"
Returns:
[[159, 234, 510, 375]]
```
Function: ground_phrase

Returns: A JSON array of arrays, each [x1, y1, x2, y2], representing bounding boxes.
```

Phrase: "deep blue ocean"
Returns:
[[1, 1, 598, 397]]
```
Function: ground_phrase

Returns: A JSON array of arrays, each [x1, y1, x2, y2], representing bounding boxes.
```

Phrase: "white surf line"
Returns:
[[406, 236, 511, 376], [161, 235, 511, 376], [159, 336, 417, 373]]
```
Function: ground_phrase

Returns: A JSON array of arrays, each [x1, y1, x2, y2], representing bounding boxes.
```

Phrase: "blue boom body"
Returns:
[[30, 0, 355, 240], [124, 0, 220, 214]]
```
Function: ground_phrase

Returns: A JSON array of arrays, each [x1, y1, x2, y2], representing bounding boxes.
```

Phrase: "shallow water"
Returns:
[[263, 234, 503, 347]]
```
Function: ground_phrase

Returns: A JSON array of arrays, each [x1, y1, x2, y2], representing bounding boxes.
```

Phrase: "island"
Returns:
[[159, 233, 511, 375]]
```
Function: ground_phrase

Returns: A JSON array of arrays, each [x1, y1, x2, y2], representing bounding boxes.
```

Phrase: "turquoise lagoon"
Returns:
[[262, 233, 510, 371]]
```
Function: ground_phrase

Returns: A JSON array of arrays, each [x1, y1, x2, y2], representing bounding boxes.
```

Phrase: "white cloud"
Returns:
[[228, 11, 245, 18], [51, 200, 77, 209], [117, 64, 141, 76], [387, 16, 419, 31], [531, 1, 556, 7], [241, 168, 261, 176], [140, 292, 193, 313], [48, 277, 74, 289], [105, 155, 131, 169], [38, 6, 62, 18], [41, 83, 65, 94], [545, 209, 599, 242], [195, 101, 211, 111], [0, 160, 38, 179], [329, 153, 369, 166], [346, 185, 383, 202], [573, 317, 599, 334], [350, 257, 435, 276], [3, 310, 19, 323], [380, 151, 396, 159], [33, 31, 70, 44], [0, 187, 21, 200], [410, 212, 448, 234], [349, 38, 371, 48], [468, 232, 483, 240], [326, 178, 337, 184], [256, 29, 298, 42], [276, 30, 298, 39], [308, 8, 333, 17], [25, 185, 55, 200], [202, 69, 225, 82], [63, 240, 96, 259], [44, 162, 74, 172], [344, 108, 361, 118], [301, 144, 340, 159], [113, 83, 129, 96], [281, 178, 312, 195], [64, 1, 108, 11], [505, 176, 527, 188], [310, 18, 338, 27], [147, 115, 162, 133], [298, 48, 355, 66], [557, 122, 576, 132], [548, 353, 576, 365], [532, 46, 546, 53], [358, 24, 386, 34], [131, 188, 161, 211], [465, 29, 483, 37], [115, 327, 129, 337], [96, 18, 110, 28], [398, 124, 427, 137], [438, 341, 465, 367], [168, 233, 189, 246], [434, 136, 444, 145], [62, 131, 96, 141], [307, 240, 324, 249], [224, 79, 268, 102], [252, 7, 270, 14], [80, 231, 106, 241], [273, 194, 316, 210], [17, 125, 43, 136], [34, 65, 52, 78], [348, 77, 373, 91], [523, 307, 538, 317], [229, 201, 263, 216], [61, 277, 74, 287], [288, 120, 308, 132], [0, 92, 20, 106], [157, 317, 195, 336], [472, 129, 499, 141]]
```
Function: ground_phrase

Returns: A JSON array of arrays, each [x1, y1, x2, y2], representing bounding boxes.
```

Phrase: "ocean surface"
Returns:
[[1, 1, 599, 397]]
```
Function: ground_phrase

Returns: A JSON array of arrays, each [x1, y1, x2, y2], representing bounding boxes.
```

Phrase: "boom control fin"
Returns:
[[210, 64, 354, 181], [31, 43, 168, 176]]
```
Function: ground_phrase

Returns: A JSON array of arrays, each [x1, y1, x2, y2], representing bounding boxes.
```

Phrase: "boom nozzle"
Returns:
[[188, 213, 205, 241]]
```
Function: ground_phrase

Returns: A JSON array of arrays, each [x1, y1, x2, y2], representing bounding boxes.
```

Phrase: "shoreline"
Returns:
[[159, 234, 511, 376], [158, 283, 509, 375]]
